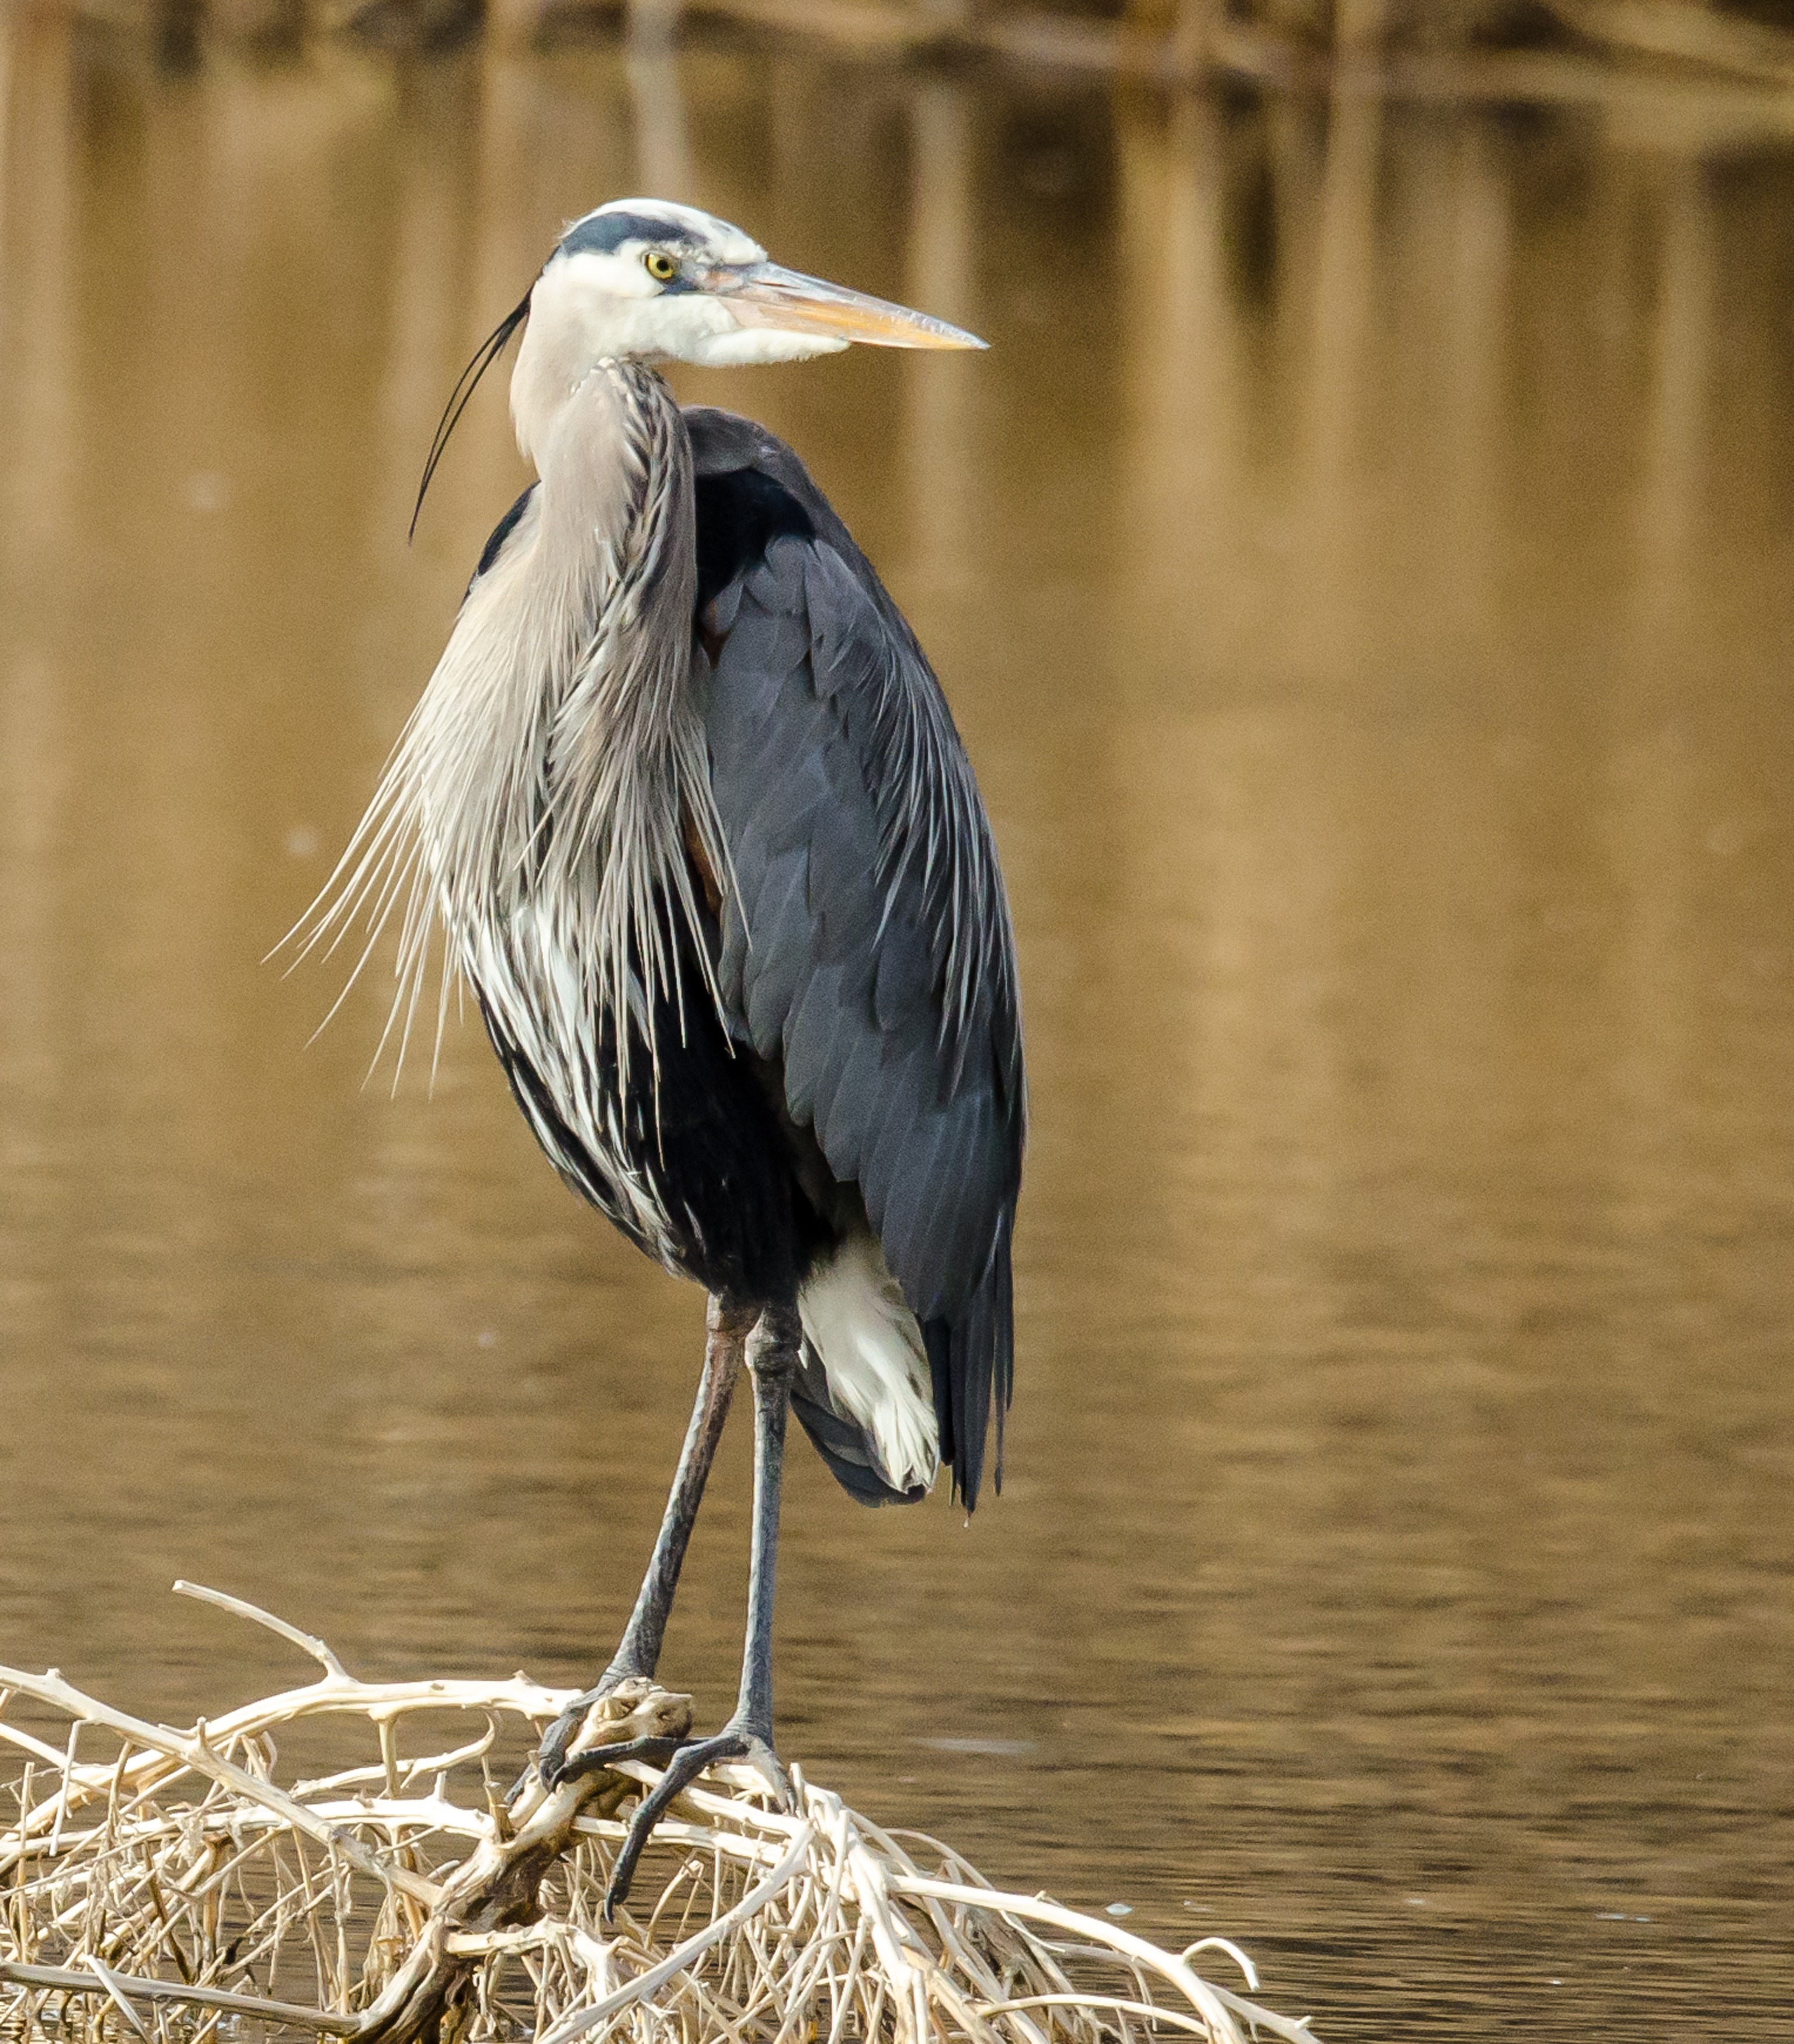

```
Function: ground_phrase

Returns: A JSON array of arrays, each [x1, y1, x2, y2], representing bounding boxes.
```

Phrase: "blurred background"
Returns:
[[2, 1, 1793, 2038]]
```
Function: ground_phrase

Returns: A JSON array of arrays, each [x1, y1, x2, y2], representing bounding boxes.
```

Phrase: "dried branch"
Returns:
[[173, 1581, 351, 1681], [2, 1594, 1305, 2044]]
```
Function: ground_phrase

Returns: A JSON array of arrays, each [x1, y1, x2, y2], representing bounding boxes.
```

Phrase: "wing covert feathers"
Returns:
[[689, 407, 1024, 1510]]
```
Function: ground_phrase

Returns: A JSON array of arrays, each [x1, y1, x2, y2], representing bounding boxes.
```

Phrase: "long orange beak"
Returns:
[[710, 261, 986, 350]]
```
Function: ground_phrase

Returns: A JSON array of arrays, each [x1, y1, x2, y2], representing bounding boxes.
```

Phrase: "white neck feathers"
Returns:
[[298, 363, 728, 1100]]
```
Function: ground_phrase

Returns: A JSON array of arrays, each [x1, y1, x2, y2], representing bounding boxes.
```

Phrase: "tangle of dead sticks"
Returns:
[[1, 1585, 1313, 2044]]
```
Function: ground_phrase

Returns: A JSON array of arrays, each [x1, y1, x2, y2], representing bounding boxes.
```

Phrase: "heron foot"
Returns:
[[531, 1677, 693, 1799], [535, 1683, 614, 1790], [604, 1718, 795, 1916]]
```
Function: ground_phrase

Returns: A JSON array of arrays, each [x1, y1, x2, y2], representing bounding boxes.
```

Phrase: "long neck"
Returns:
[[513, 364, 718, 1049], [529, 361, 699, 828], [531, 360, 672, 617], [419, 360, 697, 889], [320, 361, 728, 1084]]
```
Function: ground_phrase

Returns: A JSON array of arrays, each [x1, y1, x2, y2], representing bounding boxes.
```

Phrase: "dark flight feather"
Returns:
[[686, 406, 1025, 1510]]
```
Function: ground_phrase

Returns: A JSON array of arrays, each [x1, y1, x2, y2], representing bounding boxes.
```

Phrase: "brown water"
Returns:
[[3, 16, 1794, 2039]]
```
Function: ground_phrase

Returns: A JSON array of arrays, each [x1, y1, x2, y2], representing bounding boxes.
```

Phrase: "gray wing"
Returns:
[[687, 406, 1024, 1510]]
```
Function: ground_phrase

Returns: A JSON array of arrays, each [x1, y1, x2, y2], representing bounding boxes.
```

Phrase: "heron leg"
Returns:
[[602, 1302, 801, 1913], [537, 1296, 752, 1789]]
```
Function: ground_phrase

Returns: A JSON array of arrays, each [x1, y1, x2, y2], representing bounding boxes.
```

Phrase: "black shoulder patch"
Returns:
[[558, 210, 703, 259], [470, 484, 536, 592], [694, 467, 815, 614]]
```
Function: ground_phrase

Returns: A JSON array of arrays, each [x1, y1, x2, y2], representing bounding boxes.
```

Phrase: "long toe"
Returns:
[[554, 1733, 689, 1789], [604, 1727, 777, 1914], [739, 1732, 796, 1812], [535, 1676, 695, 1795], [534, 1690, 609, 1789]]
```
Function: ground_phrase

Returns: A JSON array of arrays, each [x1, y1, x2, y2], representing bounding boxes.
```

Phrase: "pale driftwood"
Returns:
[[2, 1588, 1312, 2044]]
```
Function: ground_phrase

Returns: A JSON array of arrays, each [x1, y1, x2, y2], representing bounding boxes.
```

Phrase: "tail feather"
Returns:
[[795, 1232, 938, 1506], [791, 1353, 927, 1507], [926, 1209, 1013, 1511]]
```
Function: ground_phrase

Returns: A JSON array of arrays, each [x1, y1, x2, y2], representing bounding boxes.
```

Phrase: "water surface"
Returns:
[[2, 20, 1792, 2039]]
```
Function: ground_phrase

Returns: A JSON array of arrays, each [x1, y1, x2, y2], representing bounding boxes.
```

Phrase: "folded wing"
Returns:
[[687, 406, 1024, 1509]]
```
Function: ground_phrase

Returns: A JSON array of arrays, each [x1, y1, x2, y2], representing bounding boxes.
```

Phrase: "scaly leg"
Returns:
[[537, 1296, 753, 1788], [602, 1302, 801, 1913]]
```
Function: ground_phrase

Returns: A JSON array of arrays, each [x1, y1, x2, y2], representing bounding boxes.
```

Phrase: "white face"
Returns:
[[540, 248, 855, 369], [507, 198, 984, 461], [524, 200, 847, 381]]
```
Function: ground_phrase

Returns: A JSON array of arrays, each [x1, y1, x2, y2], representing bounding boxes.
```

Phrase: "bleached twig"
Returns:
[[0, 1593, 1309, 2044], [172, 1581, 350, 1681]]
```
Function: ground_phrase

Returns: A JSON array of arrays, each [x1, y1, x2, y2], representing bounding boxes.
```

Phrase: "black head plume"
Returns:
[[409, 290, 532, 543]]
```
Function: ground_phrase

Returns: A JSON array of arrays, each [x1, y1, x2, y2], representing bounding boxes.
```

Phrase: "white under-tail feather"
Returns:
[[799, 1233, 939, 1494]]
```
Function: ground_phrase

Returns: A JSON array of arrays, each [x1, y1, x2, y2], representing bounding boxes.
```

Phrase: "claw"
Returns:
[[531, 1677, 694, 1798], [745, 1736, 796, 1813], [552, 1732, 687, 1788], [603, 1723, 792, 1915], [534, 1690, 607, 1791]]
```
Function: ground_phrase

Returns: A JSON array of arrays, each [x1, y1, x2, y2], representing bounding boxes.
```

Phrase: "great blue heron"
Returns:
[[301, 199, 1024, 1907]]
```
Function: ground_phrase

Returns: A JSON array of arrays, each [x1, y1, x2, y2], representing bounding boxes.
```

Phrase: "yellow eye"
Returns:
[[644, 249, 679, 283]]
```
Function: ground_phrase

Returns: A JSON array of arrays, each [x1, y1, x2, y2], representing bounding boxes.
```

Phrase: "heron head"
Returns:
[[524, 197, 986, 373], [411, 199, 983, 536]]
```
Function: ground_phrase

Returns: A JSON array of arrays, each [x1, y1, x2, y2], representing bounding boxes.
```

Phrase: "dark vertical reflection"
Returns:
[[1438, 124, 1507, 640], [1, 35, 1793, 2044], [905, 78, 976, 596], [1297, 84, 1381, 681], [1633, 161, 1715, 665], [627, 0, 695, 202]]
